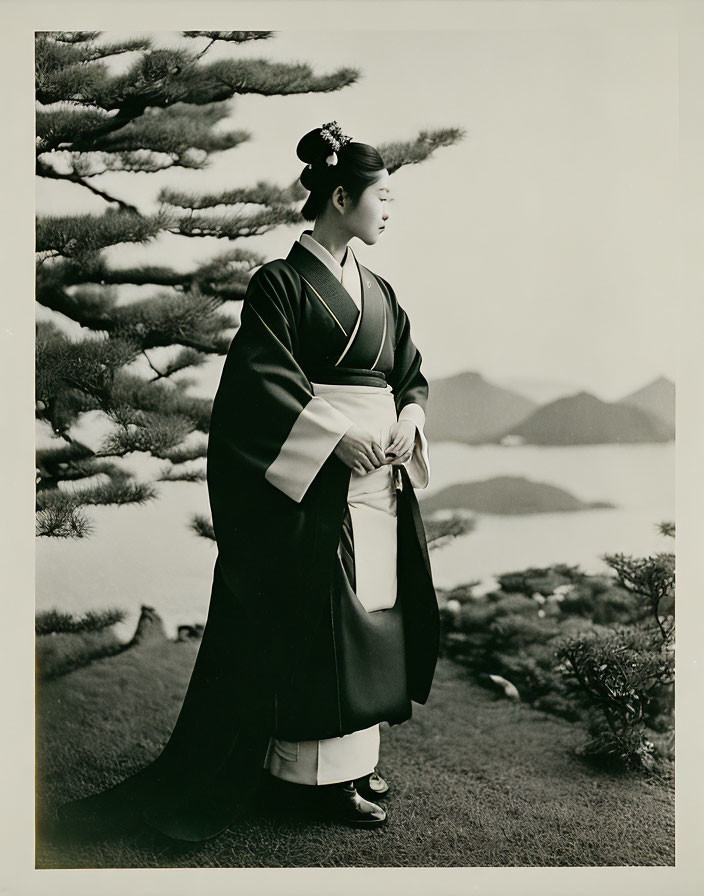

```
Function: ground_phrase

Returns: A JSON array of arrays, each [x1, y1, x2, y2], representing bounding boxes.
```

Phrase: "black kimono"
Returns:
[[57, 235, 439, 842]]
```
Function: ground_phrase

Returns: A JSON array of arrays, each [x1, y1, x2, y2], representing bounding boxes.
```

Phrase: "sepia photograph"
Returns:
[[3, 0, 700, 890]]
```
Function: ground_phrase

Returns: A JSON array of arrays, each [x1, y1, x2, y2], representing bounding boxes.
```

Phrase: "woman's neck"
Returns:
[[310, 218, 350, 266]]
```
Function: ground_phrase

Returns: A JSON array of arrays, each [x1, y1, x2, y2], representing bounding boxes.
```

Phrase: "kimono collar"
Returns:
[[286, 235, 384, 356], [298, 231, 358, 284]]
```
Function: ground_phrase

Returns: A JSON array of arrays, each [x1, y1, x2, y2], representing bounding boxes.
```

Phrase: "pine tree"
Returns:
[[36, 31, 463, 538]]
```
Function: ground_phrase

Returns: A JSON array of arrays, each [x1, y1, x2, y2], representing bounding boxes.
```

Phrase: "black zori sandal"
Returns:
[[318, 780, 387, 825], [354, 768, 390, 801]]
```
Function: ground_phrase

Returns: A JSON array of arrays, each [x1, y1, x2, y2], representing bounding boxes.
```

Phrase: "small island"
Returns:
[[419, 475, 615, 515]]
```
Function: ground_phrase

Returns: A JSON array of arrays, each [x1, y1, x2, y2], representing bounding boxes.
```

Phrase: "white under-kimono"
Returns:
[[262, 231, 431, 785]]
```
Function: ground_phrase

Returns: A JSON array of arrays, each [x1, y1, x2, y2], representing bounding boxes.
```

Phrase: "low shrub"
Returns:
[[36, 607, 126, 635], [35, 606, 128, 678], [441, 521, 675, 772]]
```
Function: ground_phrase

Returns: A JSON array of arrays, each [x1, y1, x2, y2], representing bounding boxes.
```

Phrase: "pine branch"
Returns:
[[425, 513, 476, 549], [146, 347, 210, 381], [36, 208, 169, 256], [196, 58, 359, 98], [110, 371, 213, 433], [141, 349, 164, 379], [158, 467, 206, 483], [105, 288, 238, 353], [170, 206, 302, 240], [191, 513, 215, 541], [35, 35, 116, 106], [37, 32, 149, 59], [36, 501, 93, 538], [38, 43, 359, 109], [37, 477, 156, 511], [99, 409, 197, 458], [36, 471, 156, 537], [36, 106, 114, 153], [36, 325, 140, 430], [171, 377, 199, 392], [36, 159, 140, 212], [45, 32, 101, 44], [69, 102, 249, 156], [160, 442, 209, 464], [36, 454, 129, 493], [36, 278, 120, 330], [380, 127, 465, 174], [182, 31, 274, 44], [76, 479, 157, 507], [41, 147, 213, 178], [72, 37, 153, 63], [39, 255, 192, 289], [39, 248, 259, 302], [159, 180, 301, 210], [191, 248, 263, 300], [88, 263, 193, 288], [36, 440, 95, 473]]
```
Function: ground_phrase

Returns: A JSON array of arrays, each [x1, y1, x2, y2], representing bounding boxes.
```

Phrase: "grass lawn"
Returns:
[[36, 639, 674, 868]]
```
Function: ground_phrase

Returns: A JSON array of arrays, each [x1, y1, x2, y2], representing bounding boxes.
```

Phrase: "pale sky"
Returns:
[[36, 26, 679, 402]]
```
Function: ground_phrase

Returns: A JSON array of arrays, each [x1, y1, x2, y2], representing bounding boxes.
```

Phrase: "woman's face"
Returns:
[[339, 169, 391, 245]]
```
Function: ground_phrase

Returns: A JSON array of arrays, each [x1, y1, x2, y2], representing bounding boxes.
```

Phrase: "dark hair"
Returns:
[[297, 126, 386, 221]]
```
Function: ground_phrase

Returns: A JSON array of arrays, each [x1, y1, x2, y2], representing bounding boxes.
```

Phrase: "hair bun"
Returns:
[[296, 128, 329, 166], [299, 162, 317, 191], [296, 122, 354, 192]]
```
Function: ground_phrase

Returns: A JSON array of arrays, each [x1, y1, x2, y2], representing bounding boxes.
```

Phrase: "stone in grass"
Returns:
[[487, 674, 521, 701], [127, 605, 168, 647], [177, 624, 204, 642]]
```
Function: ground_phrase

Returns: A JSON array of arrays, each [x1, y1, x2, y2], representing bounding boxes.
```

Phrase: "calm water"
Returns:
[[36, 442, 674, 639]]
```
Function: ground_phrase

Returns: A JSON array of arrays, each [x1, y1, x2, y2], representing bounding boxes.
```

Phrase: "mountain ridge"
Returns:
[[425, 371, 675, 445]]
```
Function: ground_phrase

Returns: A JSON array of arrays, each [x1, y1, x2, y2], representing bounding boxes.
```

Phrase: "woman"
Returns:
[[58, 122, 439, 842]]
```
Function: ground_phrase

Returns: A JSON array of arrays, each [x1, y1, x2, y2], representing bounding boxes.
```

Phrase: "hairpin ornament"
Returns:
[[319, 121, 352, 166]]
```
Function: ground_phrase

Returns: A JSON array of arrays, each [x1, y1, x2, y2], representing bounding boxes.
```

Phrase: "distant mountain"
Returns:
[[493, 376, 588, 405], [425, 371, 537, 443], [617, 376, 675, 432], [492, 391, 673, 445], [420, 475, 614, 515]]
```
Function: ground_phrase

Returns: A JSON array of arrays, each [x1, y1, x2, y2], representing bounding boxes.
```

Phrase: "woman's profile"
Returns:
[[58, 121, 440, 843]]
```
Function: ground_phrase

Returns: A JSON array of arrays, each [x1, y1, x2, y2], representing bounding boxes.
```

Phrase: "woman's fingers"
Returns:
[[338, 428, 413, 474], [386, 435, 413, 458], [358, 449, 377, 472], [369, 441, 387, 465]]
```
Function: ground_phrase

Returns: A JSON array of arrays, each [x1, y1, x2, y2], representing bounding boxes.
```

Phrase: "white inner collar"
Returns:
[[299, 230, 356, 283]]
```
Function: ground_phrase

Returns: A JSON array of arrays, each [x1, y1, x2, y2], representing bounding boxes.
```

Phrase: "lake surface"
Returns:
[[35, 441, 674, 640]]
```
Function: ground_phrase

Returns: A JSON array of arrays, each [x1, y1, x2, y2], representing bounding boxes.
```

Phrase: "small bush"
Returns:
[[555, 523, 675, 771], [559, 583, 643, 625], [36, 607, 126, 635], [441, 522, 675, 772], [496, 564, 583, 596], [35, 605, 129, 678]]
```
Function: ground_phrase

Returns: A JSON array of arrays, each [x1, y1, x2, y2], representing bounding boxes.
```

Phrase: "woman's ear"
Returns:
[[331, 185, 346, 214]]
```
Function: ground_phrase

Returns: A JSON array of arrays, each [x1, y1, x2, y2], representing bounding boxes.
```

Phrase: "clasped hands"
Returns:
[[333, 419, 416, 475]]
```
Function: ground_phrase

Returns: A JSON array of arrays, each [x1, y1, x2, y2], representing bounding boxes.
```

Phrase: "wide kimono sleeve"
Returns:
[[207, 263, 355, 519], [379, 275, 431, 490]]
